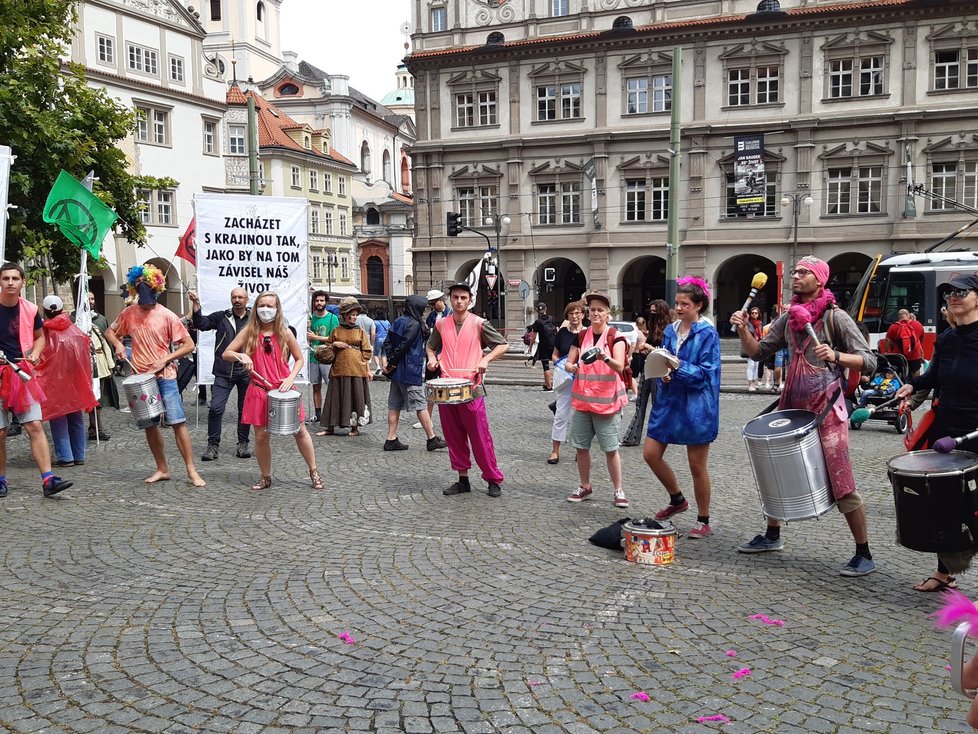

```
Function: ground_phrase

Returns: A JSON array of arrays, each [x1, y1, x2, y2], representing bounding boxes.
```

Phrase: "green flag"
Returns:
[[42, 170, 119, 258]]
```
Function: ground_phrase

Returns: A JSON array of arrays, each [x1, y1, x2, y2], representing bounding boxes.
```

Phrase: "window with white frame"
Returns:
[[933, 47, 978, 91], [625, 74, 671, 114], [312, 254, 322, 281], [551, 0, 568, 17], [825, 165, 883, 215], [827, 55, 885, 98], [561, 182, 581, 223], [536, 82, 582, 121], [135, 106, 170, 145], [127, 43, 159, 75], [339, 212, 347, 235], [341, 256, 350, 279], [137, 189, 177, 226], [324, 173, 333, 192], [929, 160, 978, 210], [203, 119, 218, 155], [228, 124, 246, 155], [311, 209, 320, 234], [324, 209, 334, 234], [450, 73, 500, 128], [338, 177, 346, 195], [536, 182, 581, 225], [431, 6, 447, 32], [538, 184, 557, 225], [724, 165, 778, 217], [623, 177, 669, 222], [309, 170, 319, 191], [721, 43, 786, 107], [291, 165, 301, 188], [169, 55, 184, 84], [97, 35, 114, 65], [455, 185, 498, 227]]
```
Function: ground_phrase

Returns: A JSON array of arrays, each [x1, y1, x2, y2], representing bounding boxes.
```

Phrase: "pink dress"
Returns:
[[241, 334, 306, 427]]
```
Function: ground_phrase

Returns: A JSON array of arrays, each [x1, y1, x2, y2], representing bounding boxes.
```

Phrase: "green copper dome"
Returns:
[[380, 87, 414, 106]]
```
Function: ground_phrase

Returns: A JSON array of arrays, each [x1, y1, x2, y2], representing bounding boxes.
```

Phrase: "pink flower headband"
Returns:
[[676, 275, 710, 301]]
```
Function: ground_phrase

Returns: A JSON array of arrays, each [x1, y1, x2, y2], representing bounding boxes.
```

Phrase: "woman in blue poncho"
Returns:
[[643, 277, 721, 539]]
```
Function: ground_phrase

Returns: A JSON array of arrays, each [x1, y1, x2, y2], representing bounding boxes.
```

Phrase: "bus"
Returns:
[[847, 251, 978, 358]]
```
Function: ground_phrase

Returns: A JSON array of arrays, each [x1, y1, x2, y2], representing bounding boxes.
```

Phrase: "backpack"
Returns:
[[541, 316, 558, 344], [522, 327, 535, 346], [894, 320, 918, 358]]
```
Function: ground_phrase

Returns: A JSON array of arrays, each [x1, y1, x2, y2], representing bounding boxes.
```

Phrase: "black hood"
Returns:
[[405, 294, 427, 323]]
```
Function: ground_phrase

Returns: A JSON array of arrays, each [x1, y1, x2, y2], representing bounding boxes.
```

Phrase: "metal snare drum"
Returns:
[[267, 389, 302, 435], [742, 409, 835, 522], [888, 450, 978, 553], [425, 378, 475, 405], [122, 374, 164, 423]]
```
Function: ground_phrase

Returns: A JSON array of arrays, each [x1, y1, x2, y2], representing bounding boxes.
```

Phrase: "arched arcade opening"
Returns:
[[713, 254, 778, 334], [534, 258, 587, 315], [827, 252, 874, 311], [619, 256, 667, 319]]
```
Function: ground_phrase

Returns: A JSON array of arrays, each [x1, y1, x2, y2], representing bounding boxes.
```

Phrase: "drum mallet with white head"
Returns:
[[934, 429, 978, 453], [0, 351, 33, 382], [741, 272, 768, 313]]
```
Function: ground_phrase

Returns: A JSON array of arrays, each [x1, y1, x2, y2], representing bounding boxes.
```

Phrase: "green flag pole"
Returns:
[[74, 171, 95, 331]]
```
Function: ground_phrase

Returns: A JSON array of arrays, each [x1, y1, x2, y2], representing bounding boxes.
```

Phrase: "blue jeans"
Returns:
[[50, 411, 86, 463]]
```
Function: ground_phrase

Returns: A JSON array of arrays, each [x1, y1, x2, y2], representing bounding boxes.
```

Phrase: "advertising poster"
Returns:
[[194, 193, 309, 385], [734, 134, 766, 215]]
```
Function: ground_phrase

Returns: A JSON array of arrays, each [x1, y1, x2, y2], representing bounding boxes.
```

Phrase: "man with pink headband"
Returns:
[[731, 256, 878, 576]]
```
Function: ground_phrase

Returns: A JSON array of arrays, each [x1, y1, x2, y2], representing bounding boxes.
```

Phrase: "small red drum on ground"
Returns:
[[623, 522, 677, 565]]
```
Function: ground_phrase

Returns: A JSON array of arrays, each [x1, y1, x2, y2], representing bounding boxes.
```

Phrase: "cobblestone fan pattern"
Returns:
[[0, 387, 972, 733]]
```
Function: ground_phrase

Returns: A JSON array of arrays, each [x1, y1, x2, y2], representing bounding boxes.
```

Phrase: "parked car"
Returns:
[[609, 320, 639, 352]]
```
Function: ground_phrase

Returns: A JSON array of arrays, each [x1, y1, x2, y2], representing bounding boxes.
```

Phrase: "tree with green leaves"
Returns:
[[0, 0, 147, 283]]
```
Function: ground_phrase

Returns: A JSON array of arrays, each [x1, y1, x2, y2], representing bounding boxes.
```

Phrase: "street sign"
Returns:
[[486, 274, 497, 290], [507, 278, 521, 287], [517, 280, 531, 300]]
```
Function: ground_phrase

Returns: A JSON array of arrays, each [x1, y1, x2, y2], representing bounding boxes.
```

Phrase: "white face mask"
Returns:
[[257, 306, 277, 323]]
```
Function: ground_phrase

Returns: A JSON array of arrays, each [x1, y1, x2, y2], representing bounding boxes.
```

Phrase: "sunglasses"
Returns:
[[790, 268, 813, 278], [944, 288, 975, 301], [262, 335, 272, 353]]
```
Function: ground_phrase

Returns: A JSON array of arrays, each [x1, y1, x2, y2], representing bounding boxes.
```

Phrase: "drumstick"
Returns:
[[849, 394, 902, 424], [0, 351, 33, 382], [804, 323, 821, 347], [934, 428, 978, 453], [741, 272, 768, 313]]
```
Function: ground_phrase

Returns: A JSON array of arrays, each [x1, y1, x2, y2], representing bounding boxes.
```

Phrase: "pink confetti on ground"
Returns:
[[630, 691, 651, 702], [749, 613, 785, 627], [725, 650, 737, 657], [337, 630, 357, 645], [732, 667, 752, 679], [696, 715, 732, 724], [527, 681, 543, 687]]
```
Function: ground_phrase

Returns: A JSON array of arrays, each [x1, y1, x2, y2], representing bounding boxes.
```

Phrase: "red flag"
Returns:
[[176, 216, 197, 266]]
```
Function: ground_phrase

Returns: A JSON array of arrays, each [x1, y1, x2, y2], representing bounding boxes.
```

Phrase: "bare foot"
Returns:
[[963, 655, 978, 690], [145, 470, 171, 484], [188, 472, 206, 488], [316, 429, 334, 436]]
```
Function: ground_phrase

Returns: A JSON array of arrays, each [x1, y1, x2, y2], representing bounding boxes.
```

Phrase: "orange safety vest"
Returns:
[[436, 313, 484, 383], [571, 326, 627, 415]]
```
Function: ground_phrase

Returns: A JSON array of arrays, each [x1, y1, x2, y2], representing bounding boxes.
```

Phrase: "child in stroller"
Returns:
[[849, 352, 912, 433], [857, 365, 903, 407]]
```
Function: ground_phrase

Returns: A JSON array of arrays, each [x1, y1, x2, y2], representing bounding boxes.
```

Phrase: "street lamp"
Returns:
[[325, 252, 339, 295], [781, 192, 814, 300]]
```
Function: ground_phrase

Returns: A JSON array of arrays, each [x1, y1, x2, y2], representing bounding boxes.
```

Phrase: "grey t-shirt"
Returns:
[[756, 307, 876, 375], [356, 313, 376, 341]]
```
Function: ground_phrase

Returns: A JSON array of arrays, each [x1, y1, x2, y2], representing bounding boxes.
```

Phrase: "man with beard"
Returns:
[[381, 295, 447, 452], [306, 290, 338, 423], [190, 287, 252, 461]]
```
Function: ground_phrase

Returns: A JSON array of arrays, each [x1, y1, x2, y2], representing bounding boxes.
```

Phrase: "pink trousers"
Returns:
[[438, 398, 504, 483]]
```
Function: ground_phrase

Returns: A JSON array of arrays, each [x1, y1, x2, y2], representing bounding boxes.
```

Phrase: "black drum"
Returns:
[[887, 450, 978, 553]]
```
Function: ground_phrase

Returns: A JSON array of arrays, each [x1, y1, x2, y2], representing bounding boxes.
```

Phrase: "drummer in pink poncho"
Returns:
[[731, 256, 878, 576], [222, 291, 322, 492]]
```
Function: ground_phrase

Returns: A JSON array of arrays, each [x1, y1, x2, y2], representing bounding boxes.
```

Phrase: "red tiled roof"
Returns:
[[226, 87, 355, 167], [391, 191, 413, 204], [407, 0, 914, 60]]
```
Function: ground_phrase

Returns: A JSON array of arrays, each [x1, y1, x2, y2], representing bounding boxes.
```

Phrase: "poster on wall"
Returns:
[[734, 134, 766, 215], [193, 193, 309, 385]]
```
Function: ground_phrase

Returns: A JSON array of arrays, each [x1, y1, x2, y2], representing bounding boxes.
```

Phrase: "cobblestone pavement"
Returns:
[[0, 384, 972, 734]]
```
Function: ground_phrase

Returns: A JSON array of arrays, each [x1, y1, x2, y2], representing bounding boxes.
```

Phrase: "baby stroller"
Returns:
[[848, 352, 911, 434]]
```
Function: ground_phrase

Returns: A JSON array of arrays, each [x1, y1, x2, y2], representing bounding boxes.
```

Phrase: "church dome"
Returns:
[[380, 87, 414, 106]]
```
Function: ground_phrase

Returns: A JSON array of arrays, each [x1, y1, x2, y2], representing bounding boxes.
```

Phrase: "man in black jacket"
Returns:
[[189, 288, 251, 461]]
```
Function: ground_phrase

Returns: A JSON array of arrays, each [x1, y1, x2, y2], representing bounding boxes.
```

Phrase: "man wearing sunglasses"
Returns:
[[190, 287, 252, 462], [732, 256, 878, 576]]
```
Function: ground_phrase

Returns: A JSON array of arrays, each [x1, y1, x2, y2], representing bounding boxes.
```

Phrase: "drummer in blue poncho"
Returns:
[[643, 276, 721, 539]]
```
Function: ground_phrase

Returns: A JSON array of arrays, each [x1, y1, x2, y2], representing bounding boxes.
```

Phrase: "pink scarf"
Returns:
[[788, 288, 836, 332]]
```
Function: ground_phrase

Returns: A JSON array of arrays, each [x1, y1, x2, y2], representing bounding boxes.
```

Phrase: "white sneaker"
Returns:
[[613, 488, 629, 508], [120, 405, 131, 413], [412, 421, 423, 429]]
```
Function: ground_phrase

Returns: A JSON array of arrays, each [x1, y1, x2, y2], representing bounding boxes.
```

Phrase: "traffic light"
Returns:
[[446, 211, 461, 237]]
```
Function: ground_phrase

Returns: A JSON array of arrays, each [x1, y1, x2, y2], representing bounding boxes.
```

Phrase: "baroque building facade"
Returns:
[[406, 0, 978, 335]]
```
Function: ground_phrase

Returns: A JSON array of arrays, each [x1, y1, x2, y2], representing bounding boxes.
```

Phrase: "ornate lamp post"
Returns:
[[781, 192, 814, 301]]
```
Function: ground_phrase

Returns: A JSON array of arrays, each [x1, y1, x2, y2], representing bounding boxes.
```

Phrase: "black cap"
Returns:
[[947, 273, 978, 292], [447, 281, 473, 295]]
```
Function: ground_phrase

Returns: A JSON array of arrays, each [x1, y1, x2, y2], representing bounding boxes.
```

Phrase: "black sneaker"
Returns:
[[384, 438, 409, 451], [201, 444, 219, 461], [426, 436, 447, 451], [443, 480, 471, 496], [43, 477, 72, 498], [487, 482, 502, 498], [88, 431, 110, 441], [0, 480, 7, 498], [235, 442, 252, 459]]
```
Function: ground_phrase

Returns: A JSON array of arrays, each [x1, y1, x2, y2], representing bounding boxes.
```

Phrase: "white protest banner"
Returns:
[[194, 193, 309, 385]]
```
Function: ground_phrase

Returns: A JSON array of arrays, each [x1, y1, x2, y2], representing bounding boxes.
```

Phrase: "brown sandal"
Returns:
[[251, 475, 272, 491], [310, 469, 325, 490]]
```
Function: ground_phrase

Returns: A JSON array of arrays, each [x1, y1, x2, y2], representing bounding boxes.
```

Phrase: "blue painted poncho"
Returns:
[[646, 318, 721, 445]]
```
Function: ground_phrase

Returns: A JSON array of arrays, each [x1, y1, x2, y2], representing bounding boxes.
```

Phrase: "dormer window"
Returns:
[[279, 83, 299, 96]]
